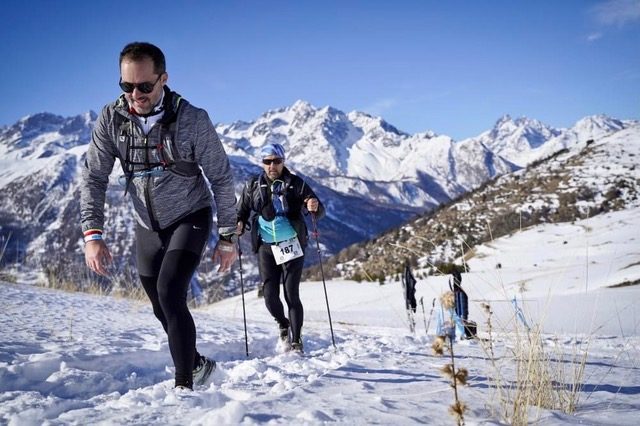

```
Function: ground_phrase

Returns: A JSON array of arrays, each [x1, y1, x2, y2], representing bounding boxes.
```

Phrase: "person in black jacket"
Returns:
[[449, 269, 469, 321], [402, 262, 418, 332], [402, 263, 418, 313], [237, 144, 325, 353]]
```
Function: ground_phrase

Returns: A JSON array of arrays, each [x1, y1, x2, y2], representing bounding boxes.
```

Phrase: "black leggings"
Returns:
[[258, 244, 305, 342], [136, 207, 211, 388]]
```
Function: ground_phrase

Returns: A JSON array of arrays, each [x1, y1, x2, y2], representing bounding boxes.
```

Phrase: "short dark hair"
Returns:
[[119, 42, 166, 75]]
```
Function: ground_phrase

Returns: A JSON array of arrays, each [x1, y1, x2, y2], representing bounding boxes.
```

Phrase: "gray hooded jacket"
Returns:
[[80, 88, 236, 236]]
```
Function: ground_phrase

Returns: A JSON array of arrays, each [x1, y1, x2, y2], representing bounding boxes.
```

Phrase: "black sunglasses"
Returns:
[[262, 158, 283, 165], [119, 74, 162, 94]]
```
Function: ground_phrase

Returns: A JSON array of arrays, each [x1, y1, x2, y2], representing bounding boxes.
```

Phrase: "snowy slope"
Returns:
[[1, 206, 639, 425]]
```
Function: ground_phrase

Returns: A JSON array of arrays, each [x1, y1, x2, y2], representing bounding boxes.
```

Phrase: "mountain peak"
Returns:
[[290, 99, 316, 112], [59, 111, 96, 135], [481, 115, 563, 165], [18, 112, 65, 129], [490, 114, 520, 137], [259, 100, 318, 122], [495, 114, 513, 126], [574, 114, 624, 132], [0, 111, 95, 153], [493, 114, 546, 131], [1, 112, 64, 143], [490, 114, 556, 135], [347, 111, 406, 136]]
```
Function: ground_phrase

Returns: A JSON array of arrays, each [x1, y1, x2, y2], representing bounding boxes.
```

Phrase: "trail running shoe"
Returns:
[[279, 326, 290, 343], [290, 341, 304, 353], [193, 355, 216, 386]]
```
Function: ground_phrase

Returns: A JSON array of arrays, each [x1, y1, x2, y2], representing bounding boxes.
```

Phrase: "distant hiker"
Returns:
[[80, 42, 237, 390], [236, 143, 325, 353], [450, 268, 476, 339], [449, 269, 468, 321], [401, 262, 418, 332]]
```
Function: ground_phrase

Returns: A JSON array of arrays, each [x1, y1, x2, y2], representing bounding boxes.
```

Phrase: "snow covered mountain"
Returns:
[[469, 115, 561, 167], [219, 100, 518, 208], [0, 112, 98, 269], [314, 118, 640, 282], [467, 113, 633, 167], [0, 102, 634, 294]]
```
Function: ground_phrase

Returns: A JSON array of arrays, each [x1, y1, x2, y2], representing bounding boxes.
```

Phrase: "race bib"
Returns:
[[270, 236, 304, 265]]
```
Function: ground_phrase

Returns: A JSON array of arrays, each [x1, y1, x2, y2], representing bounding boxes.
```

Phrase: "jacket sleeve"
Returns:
[[80, 105, 118, 233], [237, 178, 254, 225], [194, 108, 237, 235]]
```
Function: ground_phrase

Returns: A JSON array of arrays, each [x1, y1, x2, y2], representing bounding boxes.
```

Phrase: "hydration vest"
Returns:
[[115, 92, 200, 194]]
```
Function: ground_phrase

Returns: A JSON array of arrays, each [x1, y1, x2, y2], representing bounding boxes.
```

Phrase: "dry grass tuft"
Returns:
[[432, 335, 446, 355], [455, 368, 469, 386], [441, 291, 455, 310], [448, 400, 467, 421], [440, 363, 454, 376], [480, 311, 590, 425]]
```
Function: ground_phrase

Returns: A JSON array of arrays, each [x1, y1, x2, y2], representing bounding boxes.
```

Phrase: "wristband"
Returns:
[[84, 234, 103, 243]]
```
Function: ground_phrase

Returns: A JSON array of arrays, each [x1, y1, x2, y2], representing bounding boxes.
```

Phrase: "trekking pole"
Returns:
[[425, 298, 436, 335], [419, 297, 428, 334], [311, 212, 336, 348], [237, 241, 249, 357]]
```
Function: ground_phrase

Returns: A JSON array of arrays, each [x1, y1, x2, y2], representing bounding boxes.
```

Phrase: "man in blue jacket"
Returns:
[[237, 144, 324, 353]]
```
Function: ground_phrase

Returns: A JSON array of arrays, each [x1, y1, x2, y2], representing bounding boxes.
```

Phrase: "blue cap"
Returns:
[[260, 143, 285, 160]]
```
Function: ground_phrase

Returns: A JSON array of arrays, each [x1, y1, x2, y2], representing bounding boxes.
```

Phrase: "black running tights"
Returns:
[[258, 244, 305, 342], [136, 208, 211, 388]]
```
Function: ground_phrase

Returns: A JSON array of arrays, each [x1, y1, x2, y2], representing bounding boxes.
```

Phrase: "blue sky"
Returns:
[[1, 0, 638, 140]]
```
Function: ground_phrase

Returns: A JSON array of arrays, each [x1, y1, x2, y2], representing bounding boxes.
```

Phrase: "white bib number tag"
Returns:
[[270, 236, 304, 265]]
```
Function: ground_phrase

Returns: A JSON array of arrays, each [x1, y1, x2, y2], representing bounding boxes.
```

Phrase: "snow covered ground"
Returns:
[[1, 207, 639, 425]]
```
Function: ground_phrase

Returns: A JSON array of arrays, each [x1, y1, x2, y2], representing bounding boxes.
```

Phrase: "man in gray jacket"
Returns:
[[80, 42, 237, 390]]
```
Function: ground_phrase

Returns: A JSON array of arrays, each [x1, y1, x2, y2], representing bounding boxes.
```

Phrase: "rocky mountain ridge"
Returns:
[[0, 101, 634, 298], [305, 123, 639, 282]]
